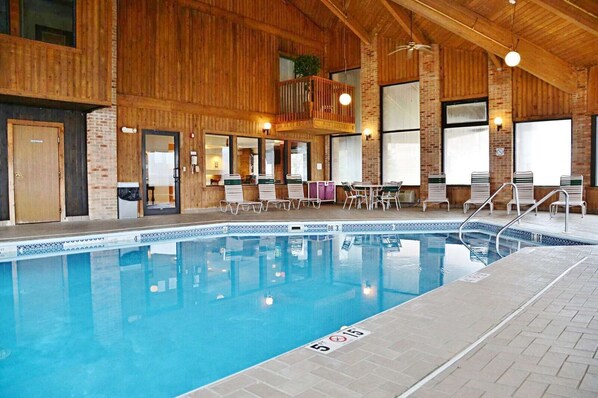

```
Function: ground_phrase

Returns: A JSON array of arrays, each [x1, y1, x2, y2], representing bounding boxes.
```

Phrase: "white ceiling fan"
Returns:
[[388, 11, 432, 58]]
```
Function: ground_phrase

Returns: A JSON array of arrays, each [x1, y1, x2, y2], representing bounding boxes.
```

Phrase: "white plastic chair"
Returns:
[[507, 171, 537, 215], [219, 174, 263, 214], [549, 175, 586, 218], [258, 175, 290, 211], [463, 172, 492, 214], [286, 174, 321, 209], [423, 174, 449, 212]]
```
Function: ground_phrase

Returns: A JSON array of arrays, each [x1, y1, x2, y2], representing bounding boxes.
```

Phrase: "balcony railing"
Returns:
[[276, 76, 355, 133]]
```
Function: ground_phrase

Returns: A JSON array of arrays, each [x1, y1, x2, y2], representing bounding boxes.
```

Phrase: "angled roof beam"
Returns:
[[319, 0, 373, 45], [391, 0, 577, 93], [488, 52, 503, 71], [379, 0, 428, 44], [527, 0, 598, 37]]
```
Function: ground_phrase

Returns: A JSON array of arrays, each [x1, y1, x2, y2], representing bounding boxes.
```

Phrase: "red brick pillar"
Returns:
[[572, 68, 591, 186], [86, 0, 118, 219], [360, 37, 380, 183], [488, 61, 513, 206], [419, 45, 441, 200]]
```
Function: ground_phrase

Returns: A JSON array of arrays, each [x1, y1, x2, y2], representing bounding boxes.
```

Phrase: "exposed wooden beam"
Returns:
[[379, 0, 428, 44], [179, 0, 324, 50], [319, 0, 372, 45], [488, 52, 502, 71], [391, 0, 577, 93], [527, 0, 598, 37]]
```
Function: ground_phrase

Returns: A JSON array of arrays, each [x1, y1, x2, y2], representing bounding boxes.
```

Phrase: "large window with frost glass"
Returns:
[[593, 116, 598, 187], [290, 141, 309, 181], [265, 139, 285, 183], [331, 135, 362, 184], [331, 69, 361, 135], [279, 56, 295, 81], [382, 81, 420, 185], [515, 119, 571, 186], [442, 100, 489, 185], [205, 134, 230, 186], [0, 0, 8, 34], [236, 137, 259, 185], [21, 0, 76, 47]]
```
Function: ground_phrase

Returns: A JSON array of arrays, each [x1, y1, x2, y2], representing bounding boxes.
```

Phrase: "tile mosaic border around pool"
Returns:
[[0, 220, 590, 260]]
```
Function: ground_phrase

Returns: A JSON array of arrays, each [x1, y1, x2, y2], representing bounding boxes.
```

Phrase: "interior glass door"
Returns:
[[142, 130, 180, 215]]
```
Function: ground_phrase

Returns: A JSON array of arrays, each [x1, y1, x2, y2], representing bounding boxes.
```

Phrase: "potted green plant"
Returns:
[[294, 55, 321, 116]]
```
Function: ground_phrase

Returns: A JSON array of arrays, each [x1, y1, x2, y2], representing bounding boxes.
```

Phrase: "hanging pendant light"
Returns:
[[339, 0, 352, 106], [505, 0, 520, 67]]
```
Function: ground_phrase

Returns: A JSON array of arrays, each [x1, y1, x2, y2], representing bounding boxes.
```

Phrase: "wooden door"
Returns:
[[13, 125, 61, 223]]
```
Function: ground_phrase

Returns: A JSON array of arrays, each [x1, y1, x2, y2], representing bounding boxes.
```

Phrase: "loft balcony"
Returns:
[[275, 76, 355, 134]]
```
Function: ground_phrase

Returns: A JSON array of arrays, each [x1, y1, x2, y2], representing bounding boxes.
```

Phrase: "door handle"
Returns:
[[173, 167, 180, 181]]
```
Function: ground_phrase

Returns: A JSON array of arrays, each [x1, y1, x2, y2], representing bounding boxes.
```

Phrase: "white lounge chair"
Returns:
[[463, 172, 492, 214], [423, 174, 449, 212], [507, 171, 537, 215], [219, 174, 263, 214], [258, 175, 290, 211], [375, 181, 402, 211], [286, 174, 320, 209], [549, 175, 587, 218]]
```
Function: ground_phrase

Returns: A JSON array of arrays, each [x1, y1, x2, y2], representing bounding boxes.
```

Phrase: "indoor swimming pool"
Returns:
[[0, 228, 584, 397]]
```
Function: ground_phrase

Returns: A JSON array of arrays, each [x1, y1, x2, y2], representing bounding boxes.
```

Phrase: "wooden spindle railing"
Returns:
[[276, 76, 355, 125]]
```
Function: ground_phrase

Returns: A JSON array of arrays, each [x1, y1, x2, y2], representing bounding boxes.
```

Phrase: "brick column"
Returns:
[[86, 0, 117, 220], [488, 61, 513, 206], [90, 250, 123, 345], [572, 68, 591, 186], [360, 37, 380, 183], [419, 45, 441, 200]]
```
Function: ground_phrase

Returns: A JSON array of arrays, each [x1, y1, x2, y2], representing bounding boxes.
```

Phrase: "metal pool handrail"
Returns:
[[458, 182, 520, 241], [495, 189, 569, 258]]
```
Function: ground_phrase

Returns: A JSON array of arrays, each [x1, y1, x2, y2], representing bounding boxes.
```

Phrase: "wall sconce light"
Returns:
[[121, 126, 137, 134], [265, 294, 274, 306], [362, 282, 372, 296], [363, 128, 372, 141], [494, 116, 503, 132], [263, 122, 272, 135]]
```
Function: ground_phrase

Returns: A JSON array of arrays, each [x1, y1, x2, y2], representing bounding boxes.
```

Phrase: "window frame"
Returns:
[[592, 115, 597, 187], [204, 133, 233, 187], [330, 133, 363, 185], [288, 140, 311, 182], [0, 0, 9, 35], [380, 80, 421, 186], [513, 117, 573, 187], [235, 136, 261, 185], [441, 98, 489, 186]]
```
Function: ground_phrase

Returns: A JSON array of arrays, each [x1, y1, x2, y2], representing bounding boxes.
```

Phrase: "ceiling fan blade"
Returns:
[[415, 44, 433, 52], [387, 45, 410, 56]]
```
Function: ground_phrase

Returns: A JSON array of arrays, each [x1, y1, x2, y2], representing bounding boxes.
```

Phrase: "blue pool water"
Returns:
[[0, 232, 533, 397]]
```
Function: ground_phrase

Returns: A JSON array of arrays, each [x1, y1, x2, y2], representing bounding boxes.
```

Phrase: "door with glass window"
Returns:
[[142, 130, 180, 215]]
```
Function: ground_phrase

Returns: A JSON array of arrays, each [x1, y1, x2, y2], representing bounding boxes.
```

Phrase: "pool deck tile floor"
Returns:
[[2, 206, 598, 397]]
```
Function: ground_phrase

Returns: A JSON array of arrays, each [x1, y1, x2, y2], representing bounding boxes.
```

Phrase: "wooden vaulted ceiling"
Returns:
[[288, 0, 598, 91]]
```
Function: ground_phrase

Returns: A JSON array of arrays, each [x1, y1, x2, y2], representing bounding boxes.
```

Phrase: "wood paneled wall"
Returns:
[[441, 48, 488, 101], [588, 65, 598, 114], [513, 68, 571, 121], [378, 37, 419, 85], [327, 25, 361, 73], [0, 0, 112, 106]]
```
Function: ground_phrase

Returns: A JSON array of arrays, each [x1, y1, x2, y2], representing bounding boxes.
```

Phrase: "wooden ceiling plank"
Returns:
[[379, 0, 428, 44], [391, 0, 577, 93], [527, 0, 598, 37], [319, 0, 373, 45]]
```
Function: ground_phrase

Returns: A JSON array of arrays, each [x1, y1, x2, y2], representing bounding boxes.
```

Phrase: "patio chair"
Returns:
[[422, 174, 450, 212], [549, 175, 587, 218], [285, 174, 321, 209], [463, 172, 492, 214], [341, 182, 366, 209], [507, 171, 537, 215], [219, 174, 263, 214], [375, 181, 403, 211], [258, 175, 291, 211]]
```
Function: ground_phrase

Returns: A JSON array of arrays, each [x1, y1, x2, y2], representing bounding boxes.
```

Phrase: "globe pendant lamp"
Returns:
[[505, 0, 520, 68], [339, 0, 352, 106], [339, 92, 352, 106]]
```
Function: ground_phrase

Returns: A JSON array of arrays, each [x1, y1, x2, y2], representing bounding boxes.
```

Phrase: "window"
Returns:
[[382, 82, 420, 185], [236, 137, 259, 184], [442, 100, 489, 185], [279, 56, 295, 81], [515, 119, 572, 186], [331, 135, 362, 184], [265, 139, 285, 183], [290, 141, 309, 181], [331, 69, 361, 135], [21, 0, 75, 47], [0, 0, 8, 34], [205, 134, 230, 186], [594, 116, 598, 187]]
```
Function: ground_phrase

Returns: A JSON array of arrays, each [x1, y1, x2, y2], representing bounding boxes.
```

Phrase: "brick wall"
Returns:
[[360, 37, 380, 183], [488, 60, 513, 206], [419, 45, 442, 200], [86, 0, 117, 220], [572, 68, 591, 186]]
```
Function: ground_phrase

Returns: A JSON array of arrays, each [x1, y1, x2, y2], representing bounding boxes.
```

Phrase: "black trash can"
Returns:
[[117, 182, 141, 219]]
